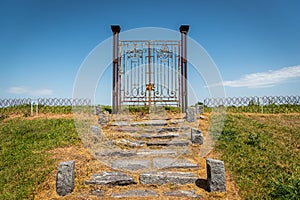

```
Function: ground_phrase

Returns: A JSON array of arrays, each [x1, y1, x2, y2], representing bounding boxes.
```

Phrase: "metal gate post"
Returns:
[[180, 25, 189, 112], [111, 25, 121, 114]]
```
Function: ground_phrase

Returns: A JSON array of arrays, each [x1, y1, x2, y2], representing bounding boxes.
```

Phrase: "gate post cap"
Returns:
[[180, 25, 189, 33], [111, 25, 121, 33]]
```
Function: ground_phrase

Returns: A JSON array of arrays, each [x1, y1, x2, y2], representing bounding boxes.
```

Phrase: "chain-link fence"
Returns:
[[0, 98, 91, 119], [204, 96, 300, 113]]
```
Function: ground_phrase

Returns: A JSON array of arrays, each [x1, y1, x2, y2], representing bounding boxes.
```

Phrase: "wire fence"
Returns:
[[204, 96, 300, 113], [0, 98, 92, 119], [1, 96, 300, 120]]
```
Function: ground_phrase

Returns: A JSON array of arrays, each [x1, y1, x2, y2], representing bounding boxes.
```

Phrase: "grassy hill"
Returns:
[[0, 113, 299, 199]]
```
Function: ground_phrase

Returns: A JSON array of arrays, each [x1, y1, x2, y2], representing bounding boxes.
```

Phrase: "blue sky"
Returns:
[[1, 0, 300, 105]]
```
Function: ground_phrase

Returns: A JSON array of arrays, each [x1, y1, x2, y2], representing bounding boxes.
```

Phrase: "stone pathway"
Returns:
[[85, 116, 206, 198]]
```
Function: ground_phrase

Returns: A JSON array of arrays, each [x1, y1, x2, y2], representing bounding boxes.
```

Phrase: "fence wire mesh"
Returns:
[[204, 96, 300, 113], [0, 98, 91, 119]]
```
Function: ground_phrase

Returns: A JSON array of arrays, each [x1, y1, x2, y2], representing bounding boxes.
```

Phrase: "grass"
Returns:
[[1, 111, 299, 199], [216, 113, 300, 199], [0, 117, 80, 200]]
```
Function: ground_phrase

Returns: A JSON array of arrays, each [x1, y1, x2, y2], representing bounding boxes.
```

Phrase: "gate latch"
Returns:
[[146, 83, 155, 91]]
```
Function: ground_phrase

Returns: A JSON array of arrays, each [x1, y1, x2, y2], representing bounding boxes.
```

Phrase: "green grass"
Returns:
[[216, 114, 300, 199], [0, 117, 80, 200]]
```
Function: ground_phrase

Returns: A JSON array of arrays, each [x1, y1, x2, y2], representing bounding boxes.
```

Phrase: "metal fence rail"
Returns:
[[204, 96, 300, 113], [0, 98, 91, 118]]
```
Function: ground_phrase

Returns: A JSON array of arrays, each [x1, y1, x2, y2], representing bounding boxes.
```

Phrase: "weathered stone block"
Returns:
[[153, 158, 198, 169], [164, 190, 202, 198], [140, 171, 198, 185], [195, 104, 204, 115], [146, 139, 190, 147], [112, 190, 158, 198], [191, 128, 204, 144], [94, 106, 102, 116], [98, 111, 110, 125], [90, 125, 101, 136], [95, 150, 136, 157], [85, 171, 136, 186], [186, 107, 196, 122], [111, 159, 150, 171], [56, 160, 75, 196], [206, 158, 226, 192]]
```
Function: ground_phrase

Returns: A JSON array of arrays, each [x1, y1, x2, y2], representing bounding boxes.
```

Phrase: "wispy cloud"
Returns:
[[223, 65, 300, 88], [7, 86, 53, 96]]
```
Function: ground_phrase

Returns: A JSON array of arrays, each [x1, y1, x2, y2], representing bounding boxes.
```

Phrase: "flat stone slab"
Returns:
[[137, 149, 177, 156], [135, 133, 179, 139], [131, 120, 167, 126], [111, 121, 129, 126], [111, 159, 150, 171], [146, 139, 190, 147], [140, 171, 198, 185], [114, 139, 145, 147], [85, 171, 136, 186], [95, 150, 136, 157], [153, 158, 198, 169], [163, 190, 202, 198], [170, 119, 185, 124], [114, 127, 142, 133], [90, 125, 101, 136], [112, 190, 158, 198], [158, 126, 190, 132]]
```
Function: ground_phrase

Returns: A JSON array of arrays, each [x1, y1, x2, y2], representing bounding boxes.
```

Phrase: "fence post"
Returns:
[[261, 97, 264, 114], [36, 99, 39, 116], [31, 101, 33, 116]]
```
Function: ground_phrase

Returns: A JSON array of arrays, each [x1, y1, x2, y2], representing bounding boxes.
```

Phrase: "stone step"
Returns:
[[134, 132, 179, 139], [136, 149, 178, 156], [85, 171, 136, 186], [111, 159, 151, 171], [146, 139, 190, 147], [113, 139, 145, 147], [163, 190, 202, 198], [131, 120, 167, 126], [158, 126, 190, 132], [140, 171, 198, 185], [95, 150, 136, 157], [95, 148, 191, 158], [111, 190, 158, 198], [111, 126, 190, 134], [153, 158, 198, 169]]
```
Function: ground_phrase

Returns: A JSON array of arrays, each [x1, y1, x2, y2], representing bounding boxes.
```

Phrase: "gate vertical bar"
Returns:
[[180, 25, 189, 112], [148, 41, 152, 111], [111, 25, 121, 114]]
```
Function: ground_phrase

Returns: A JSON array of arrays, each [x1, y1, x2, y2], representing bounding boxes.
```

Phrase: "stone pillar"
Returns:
[[206, 158, 226, 192], [56, 160, 75, 196]]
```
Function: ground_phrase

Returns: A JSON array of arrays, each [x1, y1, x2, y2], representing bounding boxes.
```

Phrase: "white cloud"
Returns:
[[222, 65, 300, 88], [7, 86, 53, 96]]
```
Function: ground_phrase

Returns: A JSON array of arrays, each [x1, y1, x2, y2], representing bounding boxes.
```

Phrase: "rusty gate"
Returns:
[[111, 25, 189, 113]]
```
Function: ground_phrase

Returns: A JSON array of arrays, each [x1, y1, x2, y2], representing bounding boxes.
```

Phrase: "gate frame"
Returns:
[[111, 25, 189, 113]]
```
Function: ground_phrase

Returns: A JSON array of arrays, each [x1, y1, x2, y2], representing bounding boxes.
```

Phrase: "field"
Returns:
[[216, 113, 300, 199], [0, 111, 299, 199]]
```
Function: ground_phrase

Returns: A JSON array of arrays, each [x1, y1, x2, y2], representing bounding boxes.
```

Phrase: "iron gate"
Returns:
[[119, 40, 180, 109], [111, 25, 189, 113]]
